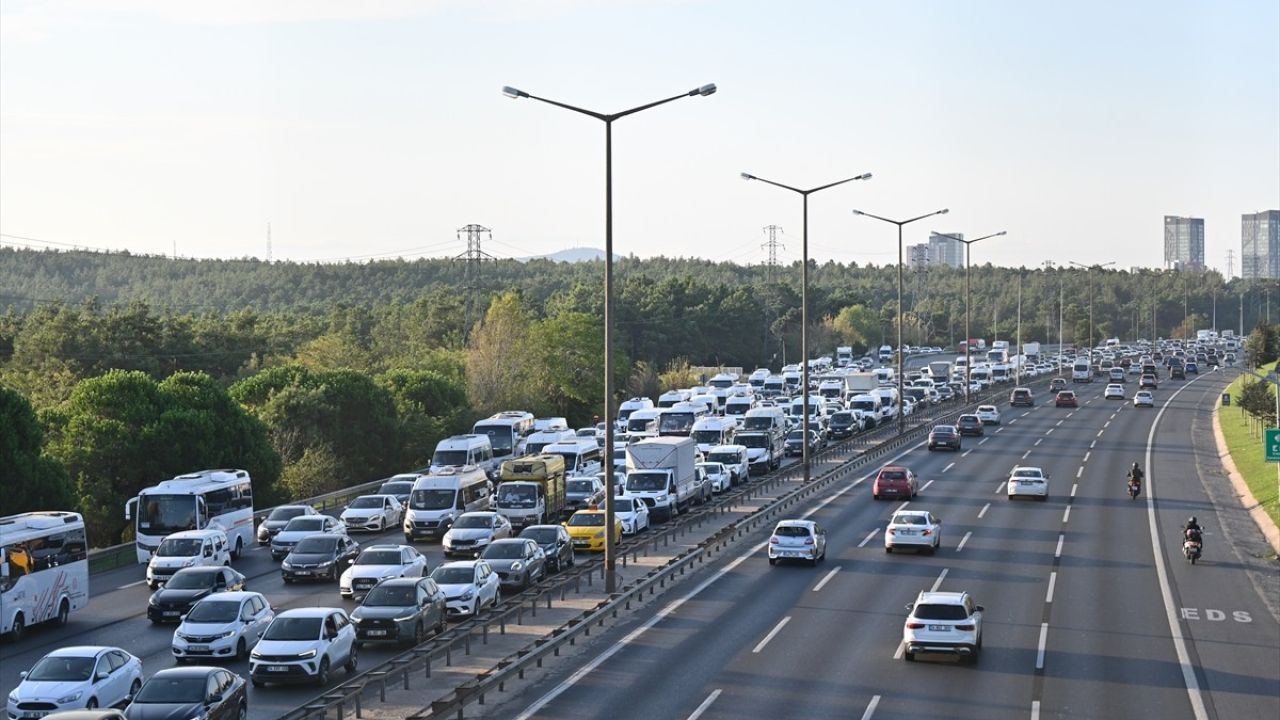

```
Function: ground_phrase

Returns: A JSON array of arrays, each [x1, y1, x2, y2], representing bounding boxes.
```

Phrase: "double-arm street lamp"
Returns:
[[503, 82, 717, 593], [851, 208, 950, 432], [1068, 260, 1115, 352], [741, 172, 872, 482], [930, 231, 1005, 400]]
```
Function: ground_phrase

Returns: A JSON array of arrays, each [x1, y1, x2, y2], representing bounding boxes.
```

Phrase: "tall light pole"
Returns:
[[742, 171, 872, 482], [930, 231, 1005, 399], [503, 82, 716, 593], [1016, 267, 1024, 385], [1069, 261, 1115, 352], [852, 207, 951, 432]]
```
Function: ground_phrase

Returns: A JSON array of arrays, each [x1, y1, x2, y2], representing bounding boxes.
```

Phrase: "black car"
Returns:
[[377, 479, 415, 508], [827, 411, 859, 439], [927, 425, 962, 451], [125, 666, 246, 720], [147, 566, 246, 623], [519, 524, 575, 572], [282, 534, 360, 583], [956, 414, 984, 437], [350, 577, 446, 646], [565, 477, 605, 513], [784, 429, 821, 457]]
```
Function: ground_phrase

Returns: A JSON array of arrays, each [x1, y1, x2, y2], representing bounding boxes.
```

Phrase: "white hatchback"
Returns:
[[698, 462, 732, 493], [1104, 383, 1125, 400], [431, 561, 501, 618], [975, 405, 1001, 425], [7, 646, 142, 717], [613, 495, 650, 535], [902, 591, 984, 663], [1007, 466, 1050, 500], [884, 510, 942, 554], [172, 591, 274, 662], [1133, 390, 1155, 408], [767, 520, 827, 566]]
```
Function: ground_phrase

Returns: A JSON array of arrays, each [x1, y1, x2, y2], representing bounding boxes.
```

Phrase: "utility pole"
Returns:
[[1226, 249, 1235, 280], [1058, 280, 1064, 374], [761, 225, 784, 282], [456, 224, 495, 342], [1015, 269, 1023, 384]]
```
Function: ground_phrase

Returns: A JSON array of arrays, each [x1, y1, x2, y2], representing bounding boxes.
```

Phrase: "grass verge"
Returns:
[[1221, 361, 1279, 531]]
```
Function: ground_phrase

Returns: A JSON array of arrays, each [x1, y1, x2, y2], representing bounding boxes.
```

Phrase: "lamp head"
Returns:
[[938, 209, 950, 215], [740, 172, 756, 181], [697, 83, 718, 96], [856, 173, 872, 181], [995, 230, 1007, 236], [502, 86, 527, 99], [851, 209, 865, 216]]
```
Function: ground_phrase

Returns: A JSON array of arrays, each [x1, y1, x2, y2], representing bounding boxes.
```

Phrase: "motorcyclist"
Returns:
[[1127, 462, 1144, 492], [1183, 516, 1203, 544]]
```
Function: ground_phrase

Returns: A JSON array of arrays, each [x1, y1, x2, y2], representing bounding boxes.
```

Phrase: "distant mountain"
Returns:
[[523, 247, 619, 263]]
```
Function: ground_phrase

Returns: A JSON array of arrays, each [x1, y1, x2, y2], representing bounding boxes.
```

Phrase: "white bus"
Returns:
[[1, 511, 89, 641], [472, 411, 535, 465], [126, 469, 254, 564]]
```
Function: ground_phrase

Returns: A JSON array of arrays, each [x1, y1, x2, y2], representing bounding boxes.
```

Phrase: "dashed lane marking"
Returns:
[[978, 502, 991, 519], [1046, 571, 1057, 603], [812, 566, 842, 592], [942, 462, 955, 473], [978, 438, 989, 445], [955, 531, 972, 552], [1036, 622, 1049, 669], [752, 616, 792, 653], [1054, 533, 1064, 558], [687, 690, 722, 720], [1082, 451, 1091, 463], [1070, 483, 1078, 498], [1034, 438, 1043, 446], [962, 449, 973, 457], [930, 568, 949, 591], [1022, 450, 1032, 459], [921, 479, 935, 492], [858, 529, 880, 548], [860, 695, 881, 720], [1076, 467, 1083, 478], [1062, 506, 1071, 524]]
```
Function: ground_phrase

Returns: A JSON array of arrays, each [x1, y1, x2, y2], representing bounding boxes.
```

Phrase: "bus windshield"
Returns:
[[137, 494, 198, 536], [658, 413, 695, 434], [472, 425, 514, 455]]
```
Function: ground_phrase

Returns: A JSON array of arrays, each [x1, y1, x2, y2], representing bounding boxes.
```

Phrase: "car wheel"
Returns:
[[85, 698, 97, 710], [238, 704, 247, 720], [436, 614, 447, 635], [345, 646, 358, 674], [55, 599, 70, 626], [768, 557, 777, 566], [904, 651, 916, 662], [885, 546, 892, 554], [128, 678, 142, 702], [315, 657, 330, 686], [236, 637, 248, 660], [251, 677, 265, 688]]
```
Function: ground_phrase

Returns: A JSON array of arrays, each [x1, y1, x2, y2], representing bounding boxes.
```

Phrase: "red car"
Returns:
[[1055, 391, 1078, 407], [873, 465, 918, 500]]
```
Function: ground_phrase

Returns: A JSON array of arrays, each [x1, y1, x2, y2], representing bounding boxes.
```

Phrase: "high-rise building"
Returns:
[[907, 243, 929, 269], [928, 232, 963, 268], [1241, 210, 1280, 279], [1163, 216, 1204, 270]]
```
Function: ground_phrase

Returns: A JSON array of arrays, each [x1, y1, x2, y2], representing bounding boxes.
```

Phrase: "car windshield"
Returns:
[[155, 538, 202, 557], [892, 514, 928, 526], [520, 528, 557, 544], [568, 513, 605, 527], [185, 600, 241, 623], [774, 525, 811, 537], [567, 480, 595, 494], [707, 453, 738, 465], [691, 430, 723, 444], [482, 543, 526, 559], [284, 518, 327, 532], [737, 434, 768, 448], [363, 585, 416, 607], [264, 616, 322, 641], [355, 550, 402, 565], [348, 497, 383, 509], [626, 473, 666, 491], [26, 655, 95, 681], [432, 567, 475, 584], [134, 676, 206, 703], [268, 507, 307, 522], [165, 570, 219, 589], [293, 536, 339, 553], [453, 515, 492, 529], [959, 416, 978, 424], [432, 450, 469, 466], [411, 489, 456, 511], [932, 427, 954, 434], [912, 604, 970, 620], [380, 482, 413, 497]]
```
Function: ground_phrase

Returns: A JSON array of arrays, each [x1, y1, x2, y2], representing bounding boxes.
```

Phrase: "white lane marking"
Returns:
[[894, 501, 911, 513], [1070, 483, 1078, 498], [1044, 427, 1054, 435], [920, 480, 935, 494], [1034, 438, 1043, 446], [118, 580, 145, 590], [1054, 533, 1064, 558], [687, 690, 722, 720], [961, 449, 973, 457], [812, 566, 842, 592], [1046, 571, 1057, 603], [1086, 399, 1093, 404], [955, 531, 972, 552], [1103, 420, 1111, 429], [1076, 466, 1083, 478], [1062, 506, 1071, 523], [943, 462, 956, 473], [1096, 429, 1105, 438], [1055, 420, 1064, 427], [995, 427, 1004, 434], [929, 568, 949, 591], [1021, 411, 1031, 417], [1021, 450, 1032, 459], [1082, 451, 1091, 463], [860, 695, 881, 720], [1089, 439, 1096, 449], [978, 503, 991, 519], [752, 616, 792, 653], [1032, 700, 1041, 720], [1067, 412, 1074, 418], [995, 481, 1006, 494], [1143, 374, 1212, 720], [893, 642, 905, 660], [1036, 622, 1049, 669], [1010, 418, 1019, 424], [858, 529, 880, 548], [978, 437, 989, 445]]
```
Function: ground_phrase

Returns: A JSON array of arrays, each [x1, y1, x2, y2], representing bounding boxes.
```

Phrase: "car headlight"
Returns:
[[393, 613, 417, 622], [316, 559, 334, 568], [510, 562, 523, 572], [216, 630, 235, 639], [281, 560, 293, 570], [297, 649, 317, 659], [8, 690, 19, 703], [57, 691, 83, 704], [656, 495, 668, 503], [251, 650, 262, 659], [149, 594, 159, 606], [460, 589, 475, 601], [594, 531, 605, 539]]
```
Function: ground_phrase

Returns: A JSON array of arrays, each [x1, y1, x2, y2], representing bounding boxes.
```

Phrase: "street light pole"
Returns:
[[930, 231, 1005, 400], [742, 171, 872, 482], [1069, 261, 1115, 352], [852, 208, 951, 432], [503, 82, 716, 594]]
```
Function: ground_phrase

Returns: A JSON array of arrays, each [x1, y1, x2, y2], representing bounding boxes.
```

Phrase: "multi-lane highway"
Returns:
[[493, 367, 1280, 720]]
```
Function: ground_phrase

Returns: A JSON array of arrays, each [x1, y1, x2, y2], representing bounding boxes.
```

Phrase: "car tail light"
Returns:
[[887, 528, 896, 535], [921, 529, 931, 536], [769, 536, 779, 544], [906, 622, 925, 629], [956, 624, 975, 631], [804, 537, 814, 545]]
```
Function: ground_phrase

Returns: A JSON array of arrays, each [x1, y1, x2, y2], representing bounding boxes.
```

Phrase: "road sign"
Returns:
[[1267, 429, 1280, 463]]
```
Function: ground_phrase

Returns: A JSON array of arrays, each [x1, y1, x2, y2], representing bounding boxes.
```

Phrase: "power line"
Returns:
[[761, 225, 785, 281]]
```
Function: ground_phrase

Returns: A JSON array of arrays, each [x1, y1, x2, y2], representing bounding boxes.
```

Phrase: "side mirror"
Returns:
[[96, 671, 110, 682], [19, 671, 27, 680], [207, 693, 223, 705], [976, 605, 985, 612], [904, 603, 914, 611]]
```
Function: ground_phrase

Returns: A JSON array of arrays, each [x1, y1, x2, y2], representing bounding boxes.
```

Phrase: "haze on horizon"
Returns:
[[1, 0, 1276, 275]]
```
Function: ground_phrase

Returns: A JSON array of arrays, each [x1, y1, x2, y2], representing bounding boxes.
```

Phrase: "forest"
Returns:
[[1, 246, 1276, 545]]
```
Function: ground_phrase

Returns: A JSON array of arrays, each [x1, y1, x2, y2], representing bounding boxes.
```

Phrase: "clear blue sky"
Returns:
[[2, 0, 1277, 273]]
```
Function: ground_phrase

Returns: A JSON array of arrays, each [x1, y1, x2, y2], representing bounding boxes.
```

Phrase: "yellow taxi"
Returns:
[[564, 509, 623, 552]]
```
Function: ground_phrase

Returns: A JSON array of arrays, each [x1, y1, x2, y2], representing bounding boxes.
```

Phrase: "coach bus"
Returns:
[[1, 511, 89, 641], [126, 469, 254, 563]]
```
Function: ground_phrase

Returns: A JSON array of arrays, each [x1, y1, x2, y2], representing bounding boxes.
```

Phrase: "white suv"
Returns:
[[250, 608, 357, 687], [902, 591, 984, 663]]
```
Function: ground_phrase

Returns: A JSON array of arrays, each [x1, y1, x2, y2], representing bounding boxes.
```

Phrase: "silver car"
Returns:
[[767, 519, 827, 566], [441, 512, 512, 558], [480, 538, 546, 591]]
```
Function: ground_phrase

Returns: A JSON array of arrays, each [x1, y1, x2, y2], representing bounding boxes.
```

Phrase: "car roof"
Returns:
[[880, 465, 909, 472], [521, 524, 564, 532], [775, 519, 816, 528], [571, 509, 606, 516], [46, 646, 113, 657], [362, 544, 409, 552], [487, 538, 529, 545], [374, 577, 426, 587], [193, 591, 259, 602], [174, 565, 226, 575], [437, 560, 480, 570], [892, 510, 931, 518], [977, 405, 997, 410], [277, 607, 342, 618], [458, 511, 499, 519], [915, 590, 969, 605], [148, 666, 222, 679]]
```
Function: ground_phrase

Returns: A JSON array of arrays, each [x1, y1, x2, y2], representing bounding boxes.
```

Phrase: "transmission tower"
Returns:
[[761, 225, 785, 281], [455, 224, 496, 341], [1225, 249, 1234, 279]]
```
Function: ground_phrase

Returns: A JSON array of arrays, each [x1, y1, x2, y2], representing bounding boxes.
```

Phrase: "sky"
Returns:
[[1, 0, 1277, 274]]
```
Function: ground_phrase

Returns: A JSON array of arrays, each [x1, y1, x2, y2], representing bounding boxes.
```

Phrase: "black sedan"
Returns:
[[350, 577, 446, 646], [125, 666, 245, 720], [956, 414, 984, 437], [827, 411, 860, 439], [784, 429, 823, 457], [927, 425, 962, 451], [519, 524, 576, 573], [281, 534, 361, 583], [147, 566, 246, 623]]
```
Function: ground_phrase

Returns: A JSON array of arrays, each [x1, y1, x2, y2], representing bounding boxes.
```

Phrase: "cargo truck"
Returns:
[[624, 437, 701, 521], [495, 454, 567, 529], [928, 361, 954, 385]]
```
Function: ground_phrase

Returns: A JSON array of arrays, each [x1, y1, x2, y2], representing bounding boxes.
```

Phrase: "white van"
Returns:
[[403, 465, 491, 542], [724, 394, 759, 420], [146, 528, 231, 589], [691, 416, 738, 454], [625, 408, 662, 437], [617, 397, 655, 430], [657, 389, 690, 409], [532, 417, 569, 433], [705, 444, 750, 485], [430, 435, 497, 475], [523, 429, 577, 455], [1072, 358, 1092, 383], [543, 439, 603, 478]]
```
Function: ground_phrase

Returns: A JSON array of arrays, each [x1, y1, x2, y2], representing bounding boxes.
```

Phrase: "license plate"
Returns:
[[1020, 480, 1035, 485], [367, 629, 387, 636], [267, 665, 290, 672], [294, 570, 311, 575], [188, 645, 209, 652], [163, 610, 180, 616], [573, 540, 588, 547], [928, 624, 950, 631], [898, 529, 916, 535]]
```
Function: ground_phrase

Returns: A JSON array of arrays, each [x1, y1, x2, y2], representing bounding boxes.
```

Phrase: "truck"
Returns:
[[844, 372, 879, 396], [928, 361, 954, 385], [624, 437, 700, 521], [494, 455, 566, 529], [1021, 342, 1041, 361], [958, 338, 987, 354], [836, 346, 854, 367], [878, 345, 894, 363]]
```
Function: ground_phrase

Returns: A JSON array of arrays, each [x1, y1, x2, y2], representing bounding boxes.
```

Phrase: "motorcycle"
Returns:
[[1183, 530, 1202, 564], [1127, 480, 1140, 500]]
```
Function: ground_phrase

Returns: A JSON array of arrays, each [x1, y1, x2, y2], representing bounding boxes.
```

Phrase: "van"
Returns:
[[657, 390, 690, 409], [146, 528, 231, 589], [724, 394, 759, 419], [616, 397, 655, 430], [626, 408, 662, 437], [430, 435, 497, 475], [691, 416, 738, 454], [762, 376, 785, 397], [1072, 359, 1092, 383], [523, 429, 577, 456], [403, 465, 491, 542], [658, 402, 709, 437], [543, 439, 603, 478]]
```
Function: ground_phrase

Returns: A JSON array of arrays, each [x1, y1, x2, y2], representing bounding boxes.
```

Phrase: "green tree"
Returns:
[[1238, 377, 1277, 425], [377, 369, 469, 469], [528, 312, 608, 424], [1244, 324, 1277, 368], [0, 385, 74, 515], [465, 293, 536, 417]]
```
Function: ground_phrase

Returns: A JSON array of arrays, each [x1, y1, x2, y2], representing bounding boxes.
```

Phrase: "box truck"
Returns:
[[624, 437, 702, 521]]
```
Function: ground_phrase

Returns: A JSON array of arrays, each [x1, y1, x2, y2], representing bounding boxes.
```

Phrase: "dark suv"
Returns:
[[125, 666, 246, 720], [350, 577, 446, 646], [828, 411, 859, 439], [956, 414, 984, 436], [927, 425, 961, 451], [1008, 388, 1034, 407], [519, 524, 575, 573]]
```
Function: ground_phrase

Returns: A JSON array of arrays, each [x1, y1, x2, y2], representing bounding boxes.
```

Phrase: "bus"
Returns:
[[471, 411, 534, 465], [125, 469, 254, 564], [1, 511, 89, 641]]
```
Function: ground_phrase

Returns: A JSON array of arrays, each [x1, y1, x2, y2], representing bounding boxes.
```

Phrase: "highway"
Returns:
[[492, 367, 1280, 720]]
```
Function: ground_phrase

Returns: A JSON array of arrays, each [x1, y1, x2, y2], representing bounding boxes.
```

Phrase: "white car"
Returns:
[[340, 544, 428, 598], [884, 510, 942, 554], [431, 561, 501, 618], [1104, 383, 1125, 400], [698, 462, 732, 493], [613, 495, 650, 535], [7, 646, 142, 716], [441, 512, 512, 558], [270, 515, 346, 560], [767, 519, 827, 566], [975, 405, 1001, 425], [706, 445, 750, 485], [172, 591, 274, 662], [257, 504, 319, 545], [250, 608, 358, 687], [902, 591, 984, 663], [1133, 390, 1155, 408], [1007, 466, 1050, 500], [339, 495, 404, 532]]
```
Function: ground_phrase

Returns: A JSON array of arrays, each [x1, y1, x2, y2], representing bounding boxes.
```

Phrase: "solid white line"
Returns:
[[1076, 466, 1083, 478], [812, 566, 842, 592], [860, 695, 881, 720], [978, 502, 991, 519], [943, 462, 956, 473], [1032, 700, 1041, 720], [1045, 571, 1057, 603], [1062, 506, 1071, 523], [1036, 622, 1049, 669], [978, 437, 989, 445], [1054, 533, 1064, 558], [858, 529, 879, 548], [686, 690, 722, 720], [961, 449, 973, 457], [1070, 483, 1078, 497], [753, 616, 792, 653], [1082, 451, 1091, 463], [929, 568, 949, 591], [118, 580, 145, 590], [955, 531, 972, 552], [1034, 438, 1043, 446]]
